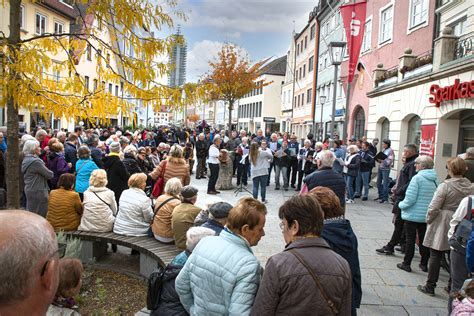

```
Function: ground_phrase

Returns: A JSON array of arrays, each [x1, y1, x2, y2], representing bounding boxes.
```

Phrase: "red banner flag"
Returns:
[[340, 1, 367, 83]]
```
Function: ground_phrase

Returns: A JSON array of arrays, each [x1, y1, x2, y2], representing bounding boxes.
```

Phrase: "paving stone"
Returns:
[[362, 269, 385, 285], [358, 305, 408, 316], [403, 305, 447, 316], [360, 285, 384, 305], [372, 285, 447, 307]]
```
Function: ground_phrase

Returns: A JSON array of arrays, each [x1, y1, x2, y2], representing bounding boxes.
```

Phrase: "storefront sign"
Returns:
[[420, 124, 436, 158], [429, 79, 474, 107], [335, 109, 345, 117], [263, 117, 276, 122]]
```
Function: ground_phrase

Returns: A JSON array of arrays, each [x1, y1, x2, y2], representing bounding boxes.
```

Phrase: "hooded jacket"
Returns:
[[21, 154, 54, 193], [399, 169, 438, 223], [322, 218, 362, 316]]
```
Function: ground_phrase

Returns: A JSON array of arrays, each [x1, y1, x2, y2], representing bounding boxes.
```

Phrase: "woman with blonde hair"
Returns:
[[150, 144, 190, 187], [78, 169, 117, 232], [152, 177, 182, 243], [114, 173, 154, 236]]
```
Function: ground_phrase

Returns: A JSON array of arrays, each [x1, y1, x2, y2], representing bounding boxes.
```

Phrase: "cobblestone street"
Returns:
[[192, 176, 449, 315]]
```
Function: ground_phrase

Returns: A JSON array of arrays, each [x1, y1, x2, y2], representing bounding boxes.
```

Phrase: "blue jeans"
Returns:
[[377, 169, 390, 201], [345, 175, 356, 200], [356, 171, 370, 198], [253, 175, 268, 202]]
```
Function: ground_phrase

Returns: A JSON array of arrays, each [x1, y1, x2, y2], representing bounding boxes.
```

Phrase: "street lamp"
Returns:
[[319, 95, 327, 141], [328, 41, 346, 147]]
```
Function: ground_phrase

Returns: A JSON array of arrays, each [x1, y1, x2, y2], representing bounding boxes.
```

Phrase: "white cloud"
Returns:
[[186, 40, 250, 82], [179, 0, 314, 35]]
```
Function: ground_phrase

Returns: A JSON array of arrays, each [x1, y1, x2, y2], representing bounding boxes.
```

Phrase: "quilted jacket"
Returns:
[[78, 186, 117, 232], [175, 228, 261, 315], [114, 188, 153, 236], [399, 169, 438, 223]]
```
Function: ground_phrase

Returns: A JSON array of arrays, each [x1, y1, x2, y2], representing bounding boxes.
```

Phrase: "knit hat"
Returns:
[[109, 141, 120, 153], [208, 202, 233, 219], [181, 186, 198, 199]]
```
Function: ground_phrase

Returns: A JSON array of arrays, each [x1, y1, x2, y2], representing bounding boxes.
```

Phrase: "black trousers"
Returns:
[[403, 221, 429, 266], [207, 163, 219, 192], [426, 248, 445, 290], [297, 170, 304, 190], [387, 203, 406, 249], [267, 161, 275, 185], [287, 159, 298, 186], [233, 154, 241, 176], [237, 163, 248, 186]]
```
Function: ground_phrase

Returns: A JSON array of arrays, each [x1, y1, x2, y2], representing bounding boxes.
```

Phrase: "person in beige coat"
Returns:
[[152, 177, 182, 243], [78, 169, 117, 232], [418, 157, 474, 296]]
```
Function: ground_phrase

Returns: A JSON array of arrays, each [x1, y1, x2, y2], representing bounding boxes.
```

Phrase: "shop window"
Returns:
[[407, 115, 421, 146], [353, 107, 366, 140]]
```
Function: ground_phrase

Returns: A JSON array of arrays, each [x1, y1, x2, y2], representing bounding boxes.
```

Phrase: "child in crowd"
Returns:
[[451, 279, 474, 315], [47, 258, 84, 316]]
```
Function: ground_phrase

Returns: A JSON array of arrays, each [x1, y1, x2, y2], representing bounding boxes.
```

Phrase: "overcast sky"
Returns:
[[171, 0, 317, 82]]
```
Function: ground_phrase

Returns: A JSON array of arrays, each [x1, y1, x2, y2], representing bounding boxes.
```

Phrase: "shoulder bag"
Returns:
[[449, 197, 473, 255], [147, 196, 177, 238], [290, 249, 339, 315], [74, 160, 88, 176], [151, 161, 168, 198], [92, 191, 111, 209]]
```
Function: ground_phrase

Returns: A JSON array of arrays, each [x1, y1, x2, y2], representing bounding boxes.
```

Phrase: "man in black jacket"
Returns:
[[376, 143, 419, 255], [355, 141, 375, 200], [87, 134, 104, 169], [64, 134, 78, 170], [304, 150, 346, 208], [195, 133, 208, 179]]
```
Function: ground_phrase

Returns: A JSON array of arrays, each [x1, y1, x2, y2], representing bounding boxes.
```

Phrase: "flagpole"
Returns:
[[342, 81, 351, 144]]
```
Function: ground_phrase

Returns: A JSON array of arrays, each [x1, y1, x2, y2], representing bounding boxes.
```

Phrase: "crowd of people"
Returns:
[[1, 123, 474, 315]]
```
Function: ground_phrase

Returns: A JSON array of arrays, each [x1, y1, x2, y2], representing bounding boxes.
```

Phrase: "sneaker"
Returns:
[[362, 197, 368, 201], [275, 187, 280, 190], [397, 263, 412, 272], [376, 246, 394, 255], [284, 188, 289, 191], [207, 191, 217, 195], [379, 200, 389, 204], [419, 264, 428, 272], [417, 285, 435, 296], [373, 197, 381, 201], [354, 194, 361, 199], [346, 199, 354, 204]]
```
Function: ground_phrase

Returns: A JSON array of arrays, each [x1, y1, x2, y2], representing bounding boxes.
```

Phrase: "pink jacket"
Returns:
[[452, 297, 474, 315]]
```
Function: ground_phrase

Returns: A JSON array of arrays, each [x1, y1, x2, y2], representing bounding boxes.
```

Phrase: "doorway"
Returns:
[[459, 111, 474, 154]]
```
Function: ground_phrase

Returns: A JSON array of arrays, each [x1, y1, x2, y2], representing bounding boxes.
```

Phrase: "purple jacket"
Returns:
[[47, 152, 70, 188]]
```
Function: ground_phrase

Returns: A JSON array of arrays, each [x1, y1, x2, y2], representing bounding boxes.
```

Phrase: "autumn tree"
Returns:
[[0, 0, 206, 208], [207, 44, 268, 130]]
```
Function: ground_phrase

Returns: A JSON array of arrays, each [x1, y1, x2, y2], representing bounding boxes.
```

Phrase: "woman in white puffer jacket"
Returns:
[[78, 169, 117, 232]]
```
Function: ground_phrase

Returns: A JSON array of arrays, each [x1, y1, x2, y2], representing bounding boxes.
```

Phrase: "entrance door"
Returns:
[[459, 111, 474, 154]]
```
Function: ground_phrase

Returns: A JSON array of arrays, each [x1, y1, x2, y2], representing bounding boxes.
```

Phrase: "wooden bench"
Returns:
[[64, 231, 181, 278]]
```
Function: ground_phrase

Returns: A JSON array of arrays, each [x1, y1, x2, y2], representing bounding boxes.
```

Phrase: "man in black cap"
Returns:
[[171, 186, 201, 250], [201, 202, 233, 235]]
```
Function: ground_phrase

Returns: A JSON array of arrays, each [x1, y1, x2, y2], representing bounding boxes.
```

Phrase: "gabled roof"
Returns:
[[260, 56, 287, 76]]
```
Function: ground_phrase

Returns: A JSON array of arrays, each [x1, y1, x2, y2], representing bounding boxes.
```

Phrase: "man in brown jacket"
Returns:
[[251, 195, 352, 316]]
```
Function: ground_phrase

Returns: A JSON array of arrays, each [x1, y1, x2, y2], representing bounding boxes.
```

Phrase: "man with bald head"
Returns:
[[0, 210, 61, 315]]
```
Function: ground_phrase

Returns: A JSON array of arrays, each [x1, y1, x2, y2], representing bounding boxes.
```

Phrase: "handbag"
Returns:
[[151, 161, 167, 198], [449, 197, 473, 255], [290, 249, 339, 315], [146, 264, 166, 310]]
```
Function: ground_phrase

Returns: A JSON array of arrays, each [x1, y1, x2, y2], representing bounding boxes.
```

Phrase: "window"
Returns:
[[84, 76, 89, 90], [449, 17, 467, 36], [295, 69, 298, 81], [108, 83, 112, 93], [309, 56, 314, 72], [54, 21, 64, 34], [304, 36, 308, 49], [300, 67, 302, 80], [294, 96, 297, 107], [301, 93, 305, 106], [301, 40, 304, 52], [106, 53, 111, 66], [307, 89, 312, 104], [409, 0, 428, 29], [297, 95, 300, 107], [297, 44, 299, 55], [115, 85, 119, 96], [60, 0, 74, 7], [361, 19, 372, 52], [303, 65, 306, 78], [93, 79, 98, 92], [86, 44, 91, 61], [379, 4, 393, 44], [310, 25, 316, 40], [97, 49, 102, 61], [35, 12, 47, 35], [20, 5, 25, 29], [353, 107, 366, 140], [407, 115, 421, 146]]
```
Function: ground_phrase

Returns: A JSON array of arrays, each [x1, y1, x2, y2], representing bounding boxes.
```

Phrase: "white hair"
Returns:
[[304, 139, 311, 145], [123, 145, 138, 156], [466, 147, 474, 158], [20, 134, 35, 149], [319, 150, 336, 168], [164, 177, 183, 197], [415, 155, 434, 169], [315, 142, 323, 148], [0, 211, 57, 304], [241, 137, 248, 143], [22, 139, 40, 155], [56, 131, 66, 139], [185, 227, 215, 252], [347, 145, 359, 154], [35, 129, 47, 138]]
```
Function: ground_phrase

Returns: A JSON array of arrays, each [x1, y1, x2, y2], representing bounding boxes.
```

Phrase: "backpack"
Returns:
[[449, 197, 473, 255], [146, 265, 166, 310]]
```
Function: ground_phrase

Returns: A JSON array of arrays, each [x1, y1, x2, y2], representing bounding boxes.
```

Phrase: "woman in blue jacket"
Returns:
[[398, 155, 438, 273], [75, 146, 99, 200]]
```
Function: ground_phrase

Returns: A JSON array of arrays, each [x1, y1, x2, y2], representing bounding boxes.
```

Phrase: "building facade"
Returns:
[[237, 56, 286, 133], [280, 41, 295, 133], [366, 0, 473, 179]]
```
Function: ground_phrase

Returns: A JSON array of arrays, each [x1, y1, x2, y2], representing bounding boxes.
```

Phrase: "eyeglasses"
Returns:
[[40, 242, 67, 276]]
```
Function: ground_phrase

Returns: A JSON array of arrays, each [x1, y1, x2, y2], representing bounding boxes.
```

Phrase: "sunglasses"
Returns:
[[40, 242, 67, 276]]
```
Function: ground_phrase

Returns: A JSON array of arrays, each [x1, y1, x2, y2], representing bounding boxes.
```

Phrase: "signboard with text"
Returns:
[[420, 124, 436, 158], [429, 79, 474, 107]]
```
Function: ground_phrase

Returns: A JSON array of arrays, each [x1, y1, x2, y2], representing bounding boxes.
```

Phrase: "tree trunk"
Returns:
[[227, 99, 233, 131], [6, 0, 22, 209]]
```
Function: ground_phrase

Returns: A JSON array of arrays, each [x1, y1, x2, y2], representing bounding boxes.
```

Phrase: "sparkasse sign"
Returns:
[[429, 79, 474, 107]]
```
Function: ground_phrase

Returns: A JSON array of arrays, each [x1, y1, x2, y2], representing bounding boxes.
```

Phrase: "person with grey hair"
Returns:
[[201, 202, 233, 234], [56, 131, 67, 144], [122, 145, 142, 175], [397, 155, 438, 273], [87, 133, 103, 168], [152, 178, 183, 243], [464, 147, 474, 182], [172, 186, 201, 249], [0, 210, 62, 315], [75, 145, 99, 200], [21, 139, 54, 217], [150, 226, 215, 315], [304, 150, 346, 208]]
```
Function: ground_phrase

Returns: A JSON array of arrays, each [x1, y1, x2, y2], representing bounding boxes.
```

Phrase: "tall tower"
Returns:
[[168, 26, 187, 87]]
